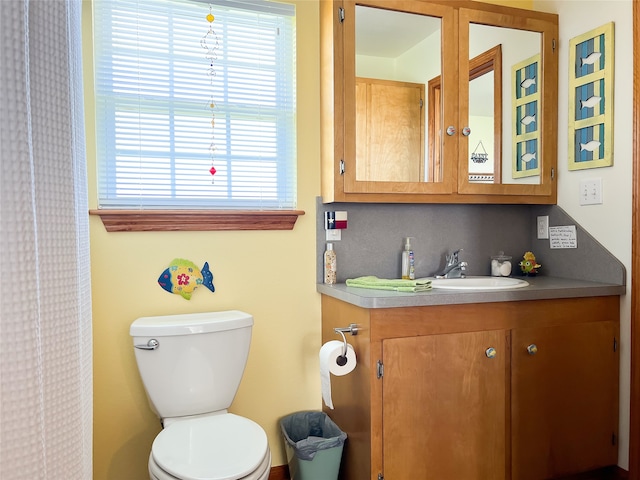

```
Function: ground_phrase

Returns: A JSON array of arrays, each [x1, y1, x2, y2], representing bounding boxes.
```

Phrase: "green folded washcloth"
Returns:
[[345, 276, 432, 292]]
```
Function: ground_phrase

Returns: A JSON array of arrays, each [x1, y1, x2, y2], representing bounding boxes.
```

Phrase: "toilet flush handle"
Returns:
[[135, 339, 159, 350]]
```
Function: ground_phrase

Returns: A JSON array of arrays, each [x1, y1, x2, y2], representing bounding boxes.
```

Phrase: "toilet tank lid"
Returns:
[[130, 310, 253, 337]]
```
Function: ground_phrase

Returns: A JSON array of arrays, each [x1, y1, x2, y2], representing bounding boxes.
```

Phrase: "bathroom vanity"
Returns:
[[319, 278, 622, 480], [317, 0, 623, 475]]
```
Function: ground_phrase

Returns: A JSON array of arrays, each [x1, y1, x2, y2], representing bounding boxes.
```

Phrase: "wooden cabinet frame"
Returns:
[[320, 0, 559, 204], [629, 1, 640, 478]]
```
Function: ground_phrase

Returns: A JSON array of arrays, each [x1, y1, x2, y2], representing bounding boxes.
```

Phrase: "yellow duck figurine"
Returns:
[[519, 251, 541, 276]]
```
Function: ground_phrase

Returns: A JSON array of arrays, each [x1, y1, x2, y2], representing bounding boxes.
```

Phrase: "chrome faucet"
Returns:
[[436, 249, 468, 279]]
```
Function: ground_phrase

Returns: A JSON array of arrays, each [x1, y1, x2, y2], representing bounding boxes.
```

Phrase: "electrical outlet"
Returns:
[[537, 215, 549, 239], [326, 229, 341, 241], [579, 178, 603, 205]]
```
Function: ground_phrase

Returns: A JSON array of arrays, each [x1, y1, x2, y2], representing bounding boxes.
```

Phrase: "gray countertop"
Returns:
[[317, 276, 626, 309]]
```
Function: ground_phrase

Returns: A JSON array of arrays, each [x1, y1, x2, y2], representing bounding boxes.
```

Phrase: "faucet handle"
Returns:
[[458, 261, 468, 278], [448, 248, 463, 264]]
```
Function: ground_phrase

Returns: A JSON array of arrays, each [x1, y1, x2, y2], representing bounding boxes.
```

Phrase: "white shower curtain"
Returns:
[[0, 1, 93, 479]]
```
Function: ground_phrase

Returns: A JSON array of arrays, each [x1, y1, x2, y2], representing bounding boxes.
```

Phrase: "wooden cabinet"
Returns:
[[321, 295, 619, 480], [320, 0, 559, 204], [511, 322, 619, 480], [383, 331, 508, 479]]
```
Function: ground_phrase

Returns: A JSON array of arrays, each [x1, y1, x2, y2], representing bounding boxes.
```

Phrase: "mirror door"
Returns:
[[457, 7, 558, 196], [343, 0, 457, 195]]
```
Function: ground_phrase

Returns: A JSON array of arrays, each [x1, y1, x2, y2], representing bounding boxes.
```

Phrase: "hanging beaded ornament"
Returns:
[[201, 6, 219, 182]]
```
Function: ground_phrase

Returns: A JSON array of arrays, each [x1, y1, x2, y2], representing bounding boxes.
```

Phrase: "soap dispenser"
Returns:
[[401, 237, 415, 280]]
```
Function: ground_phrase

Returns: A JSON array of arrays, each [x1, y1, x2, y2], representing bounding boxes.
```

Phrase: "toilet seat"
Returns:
[[149, 449, 270, 480], [150, 413, 270, 480]]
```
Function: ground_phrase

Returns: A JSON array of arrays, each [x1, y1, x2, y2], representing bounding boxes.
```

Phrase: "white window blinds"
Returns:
[[93, 0, 297, 210]]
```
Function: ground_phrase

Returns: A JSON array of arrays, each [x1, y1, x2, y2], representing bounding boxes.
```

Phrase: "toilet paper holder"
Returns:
[[334, 324, 358, 363]]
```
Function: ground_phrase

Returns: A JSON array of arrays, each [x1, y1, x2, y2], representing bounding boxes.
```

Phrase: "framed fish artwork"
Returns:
[[568, 22, 614, 171], [512, 54, 541, 179]]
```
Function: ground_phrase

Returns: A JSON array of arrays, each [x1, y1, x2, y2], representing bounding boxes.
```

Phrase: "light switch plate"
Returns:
[[579, 178, 603, 205], [537, 215, 549, 239]]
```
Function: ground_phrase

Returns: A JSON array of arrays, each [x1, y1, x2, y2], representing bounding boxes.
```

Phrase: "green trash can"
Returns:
[[280, 411, 347, 480]]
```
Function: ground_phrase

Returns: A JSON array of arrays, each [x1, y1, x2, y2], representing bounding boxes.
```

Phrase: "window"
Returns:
[[93, 0, 297, 216]]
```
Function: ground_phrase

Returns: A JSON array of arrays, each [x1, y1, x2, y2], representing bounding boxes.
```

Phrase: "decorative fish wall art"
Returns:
[[580, 140, 602, 152], [568, 22, 614, 170], [520, 77, 536, 90], [520, 113, 536, 126], [512, 53, 541, 178], [521, 152, 537, 164], [158, 258, 215, 300], [580, 95, 602, 109]]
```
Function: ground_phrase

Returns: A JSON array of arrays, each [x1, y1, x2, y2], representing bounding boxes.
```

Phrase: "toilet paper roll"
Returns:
[[320, 340, 357, 410]]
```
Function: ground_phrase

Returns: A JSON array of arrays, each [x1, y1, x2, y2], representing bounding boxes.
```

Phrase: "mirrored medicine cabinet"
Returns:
[[320, 0, 559, 204]]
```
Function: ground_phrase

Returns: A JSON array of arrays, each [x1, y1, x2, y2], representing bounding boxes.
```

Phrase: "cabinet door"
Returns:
[[511, 321, 619, 480], [382, 330, 507, 480], [342, 0, 458, 196], [457, 7, 558, 198]]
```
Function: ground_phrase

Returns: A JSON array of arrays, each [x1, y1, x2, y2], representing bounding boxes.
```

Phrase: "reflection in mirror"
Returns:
[[469, 23, 541, 185], [429, 45, 502, 184], [356, 77, 425, 182], [468, 46, 501, 184], [468, 71, 496, 181], [355, 6, 441, 183]]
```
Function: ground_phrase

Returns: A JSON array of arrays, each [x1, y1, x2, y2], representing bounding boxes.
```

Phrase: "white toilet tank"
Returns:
[[130, 310, 253, 420]]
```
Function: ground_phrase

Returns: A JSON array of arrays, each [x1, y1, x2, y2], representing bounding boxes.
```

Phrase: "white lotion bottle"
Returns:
[[324, 242, 337, 285], [401, 237, 415, 280]]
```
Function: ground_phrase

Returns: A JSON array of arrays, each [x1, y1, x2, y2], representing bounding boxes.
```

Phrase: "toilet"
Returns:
[[130, 310, 271, 480]]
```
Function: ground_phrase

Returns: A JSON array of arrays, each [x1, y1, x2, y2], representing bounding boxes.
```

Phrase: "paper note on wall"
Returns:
[[549, 225, 578, 249]]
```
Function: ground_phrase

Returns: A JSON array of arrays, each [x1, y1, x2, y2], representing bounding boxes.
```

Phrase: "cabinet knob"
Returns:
[[527, 344, 538, 355], [485, 347, 497, 359], [446, 125, 456, 136], [462, 126, 471, 136]]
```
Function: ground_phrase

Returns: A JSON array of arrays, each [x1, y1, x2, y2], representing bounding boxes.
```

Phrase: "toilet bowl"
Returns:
[[130, 311, 271, 480], [148, 414, 271, 480]]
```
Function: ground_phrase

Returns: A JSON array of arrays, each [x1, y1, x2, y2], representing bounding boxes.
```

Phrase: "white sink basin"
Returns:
[[425, 276, 529, 290]]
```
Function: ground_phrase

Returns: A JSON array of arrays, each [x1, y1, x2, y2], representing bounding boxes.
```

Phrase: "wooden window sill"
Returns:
[[89, 209, 305, 232]]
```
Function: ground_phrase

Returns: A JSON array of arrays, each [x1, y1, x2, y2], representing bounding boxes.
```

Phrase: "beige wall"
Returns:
[[83, 1, 321, 478]]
